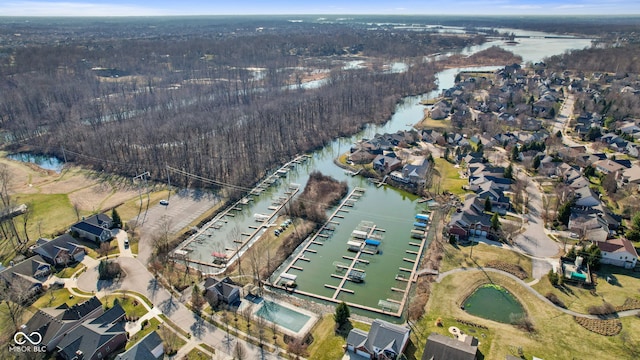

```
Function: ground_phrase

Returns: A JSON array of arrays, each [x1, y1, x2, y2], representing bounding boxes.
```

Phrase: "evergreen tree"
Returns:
[[334, 302, 350, 329], [491, 212, 501, 231], [484, 197, 492, 212], [532, 155, 541, 170], [511, 145, 520, 161], [626, 213, 640, 241], [504, 164, 514, 180], [557, 199, 574, 226], [111, 208, 122, 229]]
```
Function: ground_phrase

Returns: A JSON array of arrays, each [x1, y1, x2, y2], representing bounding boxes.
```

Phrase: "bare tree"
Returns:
[[0, 279, 35, 331], [233, 341, 246, 360]]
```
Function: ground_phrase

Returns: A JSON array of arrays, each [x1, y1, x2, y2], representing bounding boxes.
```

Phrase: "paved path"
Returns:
[[436, 267, 640, 320]]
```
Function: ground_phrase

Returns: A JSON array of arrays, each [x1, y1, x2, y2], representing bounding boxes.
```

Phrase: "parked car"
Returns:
[[124, 239, 129, 248]]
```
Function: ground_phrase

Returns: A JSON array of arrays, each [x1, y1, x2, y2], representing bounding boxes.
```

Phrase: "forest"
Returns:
[[2, 16, 637, 195], [0, 17, 487, 194]]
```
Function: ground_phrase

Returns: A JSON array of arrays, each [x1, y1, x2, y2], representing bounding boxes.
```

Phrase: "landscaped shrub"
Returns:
[[574, 316, 622, 336], [545, 292, 566, 308], [587, 302, 616, 316]]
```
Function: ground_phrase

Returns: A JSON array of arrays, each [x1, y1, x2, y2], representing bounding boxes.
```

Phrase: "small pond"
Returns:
[[463, 284, 525, 324], [7, 153, 64, 173]]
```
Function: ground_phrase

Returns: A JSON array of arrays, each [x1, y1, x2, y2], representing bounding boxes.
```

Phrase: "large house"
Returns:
[[0, 255, 52, 294], [203, 277, 242, 307], [421, 333, 478, 360], [21, 296, 103, 350], [31, 233, 86, 266], [346, 319, 410, 360], [56, 303, 127, 360], [71, 214, 114, 243], [596, 238, 638, 269], [448, 197, 494, 241]]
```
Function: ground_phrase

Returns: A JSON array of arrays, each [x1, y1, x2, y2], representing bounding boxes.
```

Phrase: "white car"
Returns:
[[159, 199, 169, 206]]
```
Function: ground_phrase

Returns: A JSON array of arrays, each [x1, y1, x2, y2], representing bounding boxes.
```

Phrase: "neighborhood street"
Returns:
[[71, 189, 281, 360]]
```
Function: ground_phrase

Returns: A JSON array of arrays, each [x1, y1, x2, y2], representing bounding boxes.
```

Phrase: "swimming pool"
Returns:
[[255, 300, 311, 333]]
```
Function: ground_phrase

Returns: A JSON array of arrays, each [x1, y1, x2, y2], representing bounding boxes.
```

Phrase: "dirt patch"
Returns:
[[0, 156, 53, 193], [68, 183, 139, 212], [616, 298, 640, 312]]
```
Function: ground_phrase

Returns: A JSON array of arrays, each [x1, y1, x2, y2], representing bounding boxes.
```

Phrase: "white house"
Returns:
[[596, 238, 638, 269]]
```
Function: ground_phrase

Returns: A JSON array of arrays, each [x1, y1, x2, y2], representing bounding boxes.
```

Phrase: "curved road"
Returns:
[[436, 267, 640, 320], [74, 230, 282, 360]]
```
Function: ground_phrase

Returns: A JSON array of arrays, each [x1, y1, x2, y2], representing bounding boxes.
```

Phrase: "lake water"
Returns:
[[7, 153, 64, 173], [177, 28, 592, 318]]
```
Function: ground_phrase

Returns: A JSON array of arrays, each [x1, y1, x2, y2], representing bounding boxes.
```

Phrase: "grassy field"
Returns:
[[417, 116, 452, 130], [429, 158, 468, 197], [0, 156, 157, 263], [307, 314, 371, 360], [409, 271, 640, 360], [183, 347, 210, 360], [441, 242, 533, 280], [532, 265, 640, 314]]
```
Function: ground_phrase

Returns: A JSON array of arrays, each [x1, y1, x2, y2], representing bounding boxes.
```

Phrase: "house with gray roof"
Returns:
[[31, 233, 85, 266], [421, 333, 478, 360], [22, 296, 103, 350], [346, 319, 410, 359], [116, 331, 164, 360], [56, 303, 127, 360], [203, 277, 241, 307], [71, 214, 114, 243], [0, 255, 51, 294]]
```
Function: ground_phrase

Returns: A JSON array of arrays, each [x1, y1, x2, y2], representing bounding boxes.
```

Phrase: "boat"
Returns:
[[347, 269, 366, 283]]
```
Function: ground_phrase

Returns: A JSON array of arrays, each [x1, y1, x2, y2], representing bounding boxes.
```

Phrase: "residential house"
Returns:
[[626, 143, 639, 158], [346, 319, 410, 360], [597, 238, 638, 269], [71, 214, 114, 243], [31, 233, 85, 266], [448, 197, 494, 241], [56, 303, 127, 360], [568, 211, 609, 242], [373, 154, 402, 173], [203, 277, 242, 306], [116, 331, 164, 360], [593, 159, 626, 175], [21, 297, 103, 350], [617, 165, 640, 189], [573, 186, 601, 208], [0, 255, 52, 294], [475, 182, 510, 211], [421, 333, 478, 360], [390, 158, 431, 186]]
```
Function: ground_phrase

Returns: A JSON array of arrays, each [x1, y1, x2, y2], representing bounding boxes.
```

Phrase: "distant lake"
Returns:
[[7, 153, 64, 173]]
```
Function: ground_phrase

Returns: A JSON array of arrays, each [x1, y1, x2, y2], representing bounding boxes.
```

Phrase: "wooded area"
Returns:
[[0, 18, 490, 194]]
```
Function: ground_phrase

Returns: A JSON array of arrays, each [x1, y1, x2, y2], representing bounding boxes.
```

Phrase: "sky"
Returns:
[[0, 0, 638, 16]]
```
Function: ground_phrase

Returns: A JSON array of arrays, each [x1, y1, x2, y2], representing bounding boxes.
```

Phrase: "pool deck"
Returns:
[[247, 296, 318, 338], [268, 187, 432, 318]]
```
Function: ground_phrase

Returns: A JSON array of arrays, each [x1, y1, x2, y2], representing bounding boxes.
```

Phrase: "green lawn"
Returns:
[[184, 347, 211, 360], [54, 262, 86, 278], [430, 158, 468, 197], [307, 314, 371, 360], [102, 294, 149, 318], [532, 265, 640, 314], [30, 288, 84, 310], [126, 317, 161, 350], [441, 242, 532, 280], [410, 270, 640, 360]]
